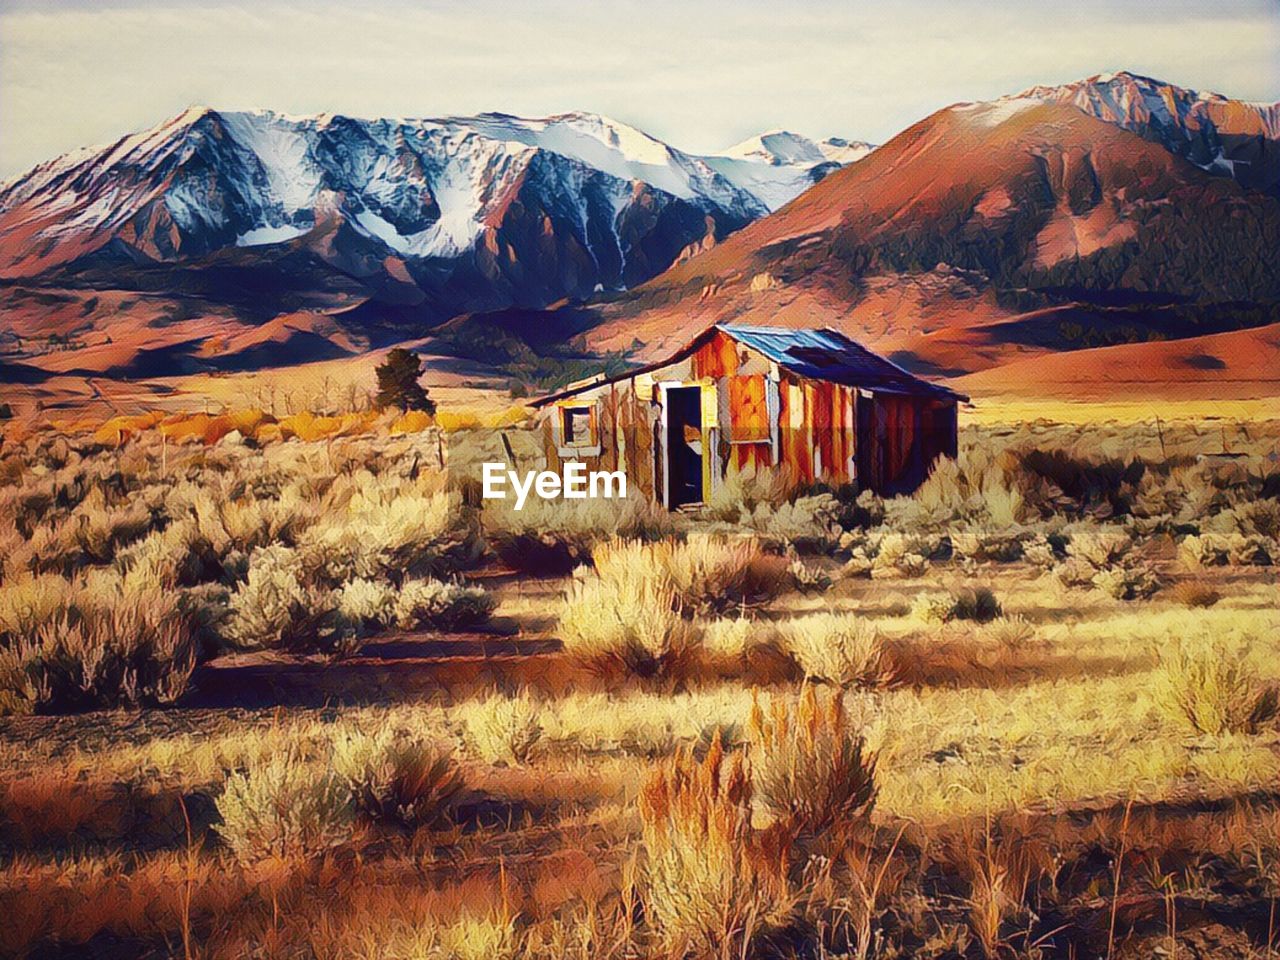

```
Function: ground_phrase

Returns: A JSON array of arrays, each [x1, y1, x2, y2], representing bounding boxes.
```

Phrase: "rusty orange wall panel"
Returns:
[[829, 384, 851, 483], [777, 374, 801, 482], [727, 374, 770, 442], [691, 329, 742, 379], [885, 396, 914, 483]]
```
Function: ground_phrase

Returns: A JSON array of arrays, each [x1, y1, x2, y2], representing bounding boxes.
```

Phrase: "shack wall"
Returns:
[[534, 328, 958, 503]]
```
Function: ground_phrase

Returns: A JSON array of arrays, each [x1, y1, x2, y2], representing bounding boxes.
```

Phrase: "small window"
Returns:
[[562, 406, 594, 446]]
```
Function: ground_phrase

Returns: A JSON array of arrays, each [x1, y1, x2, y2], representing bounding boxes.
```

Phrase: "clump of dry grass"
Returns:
[[592, 535, 790, 616], [331, 730, 468, 829], [557, 535, 792, 676], [461, 690, 544, 765], [438, 910, 519, 960], [484, 494, 677, 574], [1155, 640, 1279, 736], [698, 617, 759, 664], [777, 613, 893, 688], [983, 615, 1036, 648], [0, 577, 197, 715], [748, 686, 877, 856], [216, 754, 354, 862], [557, 566, 693, 677], [638, 734, 786, 957], [299, 481, 481, 583]]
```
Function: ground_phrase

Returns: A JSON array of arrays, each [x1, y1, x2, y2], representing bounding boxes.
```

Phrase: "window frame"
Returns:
[[561, 405, 595, 448]]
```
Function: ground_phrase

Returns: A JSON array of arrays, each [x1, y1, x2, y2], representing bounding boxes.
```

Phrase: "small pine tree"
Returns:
[[374, 348, 435, 414]]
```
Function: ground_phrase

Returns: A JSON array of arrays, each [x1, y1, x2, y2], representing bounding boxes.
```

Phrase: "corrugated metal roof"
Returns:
[[717, 324, 965, 400], [531, 323, 966, 406]]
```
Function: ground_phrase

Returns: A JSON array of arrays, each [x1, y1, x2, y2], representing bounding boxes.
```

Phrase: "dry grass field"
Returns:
[[1, 404, 1278, 959]]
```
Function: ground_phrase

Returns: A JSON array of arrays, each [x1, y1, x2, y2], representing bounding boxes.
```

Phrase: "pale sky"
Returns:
[[1, 0, 1277, 178]]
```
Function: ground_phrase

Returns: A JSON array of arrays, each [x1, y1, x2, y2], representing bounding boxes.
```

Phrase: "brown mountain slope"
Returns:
[[581, 100, 1280, 382], [953, 322, 1280, 401]]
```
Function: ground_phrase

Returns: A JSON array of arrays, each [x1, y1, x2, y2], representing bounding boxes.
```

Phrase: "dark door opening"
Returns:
[[665, 386, 703, 508]]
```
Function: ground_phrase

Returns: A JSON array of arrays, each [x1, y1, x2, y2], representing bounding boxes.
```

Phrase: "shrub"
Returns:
[[1065, 530, 1133, 569], [221, 545, 333, 649], [117, 519, 216, 591], [1236, 499, 1280, 538], [704, 465, 801, 521], [1178, 534, 1228, 568], [1168, 580, 1221, 608], [951, 528, 1024, 563], [1186, 532, 1275, 567], [748, 685, 877, 854], [638, 735, 783, 957], [393, 578, 495, 630], [216, 754, 354, 862], [300, 484, 480, 583], [592, 536, 789, 616], [869, 532, 932, 579], [485, 495, 675, 574], [668, 536, 790, 614], [951, 586, 1003, 622], [0, 573, 75, 643], [984, 615, 1036, 648], [557, 569, 692, 677], [913, 586, 1002, 623], [1, 582, 197, 715], [462, 690, 544, 765], [698, 617, 758, 664], [1021, 535, 1060, 571], [335, 577, 397, 628], [737, 493, 844, 551], [788, 556, 832, 593], [1092, 563, 1161, 601], [331, 730, 467, 828], [1053, 557, 1098, 589], [778, 613, 892, 688], [1155, 641, 1279, 736]]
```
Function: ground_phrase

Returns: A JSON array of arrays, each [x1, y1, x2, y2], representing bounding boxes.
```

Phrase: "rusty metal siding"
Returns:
[[533, 325, 958, 503]]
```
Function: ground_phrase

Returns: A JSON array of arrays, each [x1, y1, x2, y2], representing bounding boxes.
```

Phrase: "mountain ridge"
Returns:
[[2, 71, 1277, 403]]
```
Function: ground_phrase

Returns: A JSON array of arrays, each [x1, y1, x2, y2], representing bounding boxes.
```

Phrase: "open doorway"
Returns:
[[664, 386, 703, 508]]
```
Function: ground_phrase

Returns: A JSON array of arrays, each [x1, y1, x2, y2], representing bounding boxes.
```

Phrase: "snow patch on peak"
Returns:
[[817, 137, 875, 164], [721, 130, 827, 166], [953, 97, 1041, 128], [709, 129, 873, 210]]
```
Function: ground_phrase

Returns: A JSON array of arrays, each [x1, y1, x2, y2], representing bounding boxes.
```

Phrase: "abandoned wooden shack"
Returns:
[[530, 324, 966, 508]]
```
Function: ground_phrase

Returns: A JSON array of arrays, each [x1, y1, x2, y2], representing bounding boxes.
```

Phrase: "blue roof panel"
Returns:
[[717, 324, 964, 400]]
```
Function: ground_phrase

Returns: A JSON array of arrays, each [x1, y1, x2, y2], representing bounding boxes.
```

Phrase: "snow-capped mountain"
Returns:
[[0, 108, 867, 312], [704, 130, 875, 212], [1014, 71, 1280, 193]]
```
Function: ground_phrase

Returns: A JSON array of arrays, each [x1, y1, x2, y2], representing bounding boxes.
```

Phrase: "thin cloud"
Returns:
[[1, 0, 1276, 177]]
